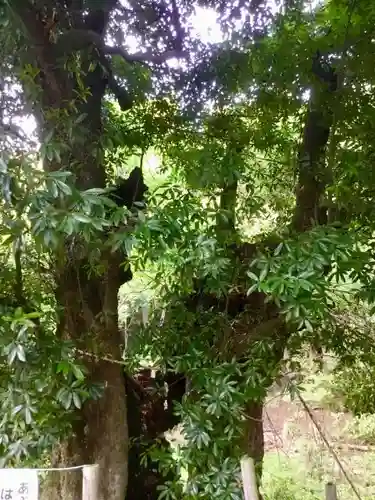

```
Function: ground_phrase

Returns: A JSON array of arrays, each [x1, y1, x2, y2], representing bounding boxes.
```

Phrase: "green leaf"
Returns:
[[259, 265, 269, 281], [83, 188, 107, 196], [72, 392, 82, 409], [23, 312, 41, 320], [8, 346, 17, 365], [71, 364, 85, 381], [56, 361, 71, 375], [75, 113, 87, 124], [304, 318, 313, 332], [11, 405, 23, 416], [247, 271, 258, 281], [24, 408, 33, 425], [59, 390, 73, 410], [16, 345, 26, 362], [55, 180, 72, 195], [72, 213, 92, 223], [274, 242, 283, 256]]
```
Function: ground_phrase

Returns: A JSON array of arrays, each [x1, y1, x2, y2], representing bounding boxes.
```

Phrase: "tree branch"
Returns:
[[84, 0, 118, 35], [53, 26, 186, 109], [7, 0, 46, 43], [104, 45, 187, 65], [170, 0, 184, 52], [54, 28, 187, 64], [95, 50, 134, 111], [0, 122, 27, 142], [13, 238, 25, 308]]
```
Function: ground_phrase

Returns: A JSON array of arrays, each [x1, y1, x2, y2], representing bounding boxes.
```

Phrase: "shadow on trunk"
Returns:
[[125, 369, 186, 500]]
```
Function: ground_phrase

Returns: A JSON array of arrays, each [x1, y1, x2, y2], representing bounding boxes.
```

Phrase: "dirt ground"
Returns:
[[263, 395, 353, 452], [263, 391, 375, 499], [167, 381, 375, 498]]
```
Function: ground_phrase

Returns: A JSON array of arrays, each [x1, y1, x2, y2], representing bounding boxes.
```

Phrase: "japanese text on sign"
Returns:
[[0, 469, 38, 500]]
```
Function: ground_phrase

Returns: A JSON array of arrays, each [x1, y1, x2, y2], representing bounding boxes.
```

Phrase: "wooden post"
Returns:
[[325, 482, 338, 500], [82, 464, 99, 500], [240, 456, 259, 500]]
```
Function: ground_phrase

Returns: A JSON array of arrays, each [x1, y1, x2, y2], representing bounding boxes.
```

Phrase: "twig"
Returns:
[[75, 348, 126, 366], [335, 442, 375, 453], [104, 45, 187, 64], [264, 409, 284, 449], [30, 463, 95, 472], [296, 390, 362, 500]]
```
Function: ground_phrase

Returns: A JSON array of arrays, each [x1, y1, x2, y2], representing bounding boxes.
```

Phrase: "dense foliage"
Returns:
[[2, 0, 375, 499]]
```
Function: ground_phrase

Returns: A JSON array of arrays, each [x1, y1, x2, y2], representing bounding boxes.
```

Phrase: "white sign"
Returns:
[[0, 469, 39, 500]]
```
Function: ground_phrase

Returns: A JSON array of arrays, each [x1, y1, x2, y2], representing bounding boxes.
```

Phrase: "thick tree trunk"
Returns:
[[7, 5, 134, 500], [37, 71, 129, 500], [40, 245, 129, 500], [43, 361, 127, 500]]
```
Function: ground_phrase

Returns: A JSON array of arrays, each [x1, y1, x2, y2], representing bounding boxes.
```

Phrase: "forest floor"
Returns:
[[262, 373, 375, 499]]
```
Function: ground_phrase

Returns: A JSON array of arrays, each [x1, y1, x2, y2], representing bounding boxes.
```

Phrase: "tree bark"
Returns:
[[220, 53, 339, 494], [244, 55, 338, 488], [43, 247, 129, 500], [242, 401, 264, 499], [7, 4, 134, 500], [292, 54, 338, 232], [125, 370, 185, 500]]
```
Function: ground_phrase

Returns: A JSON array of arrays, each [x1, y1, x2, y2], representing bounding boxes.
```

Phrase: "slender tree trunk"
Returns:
[[243, 401, 264, 499], [293, 55, 338, 232]]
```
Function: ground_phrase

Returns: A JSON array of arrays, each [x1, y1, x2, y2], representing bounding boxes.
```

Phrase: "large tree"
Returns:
[[122, 0, 375, 497], [2, 0, 375, 499], [2, 1, 188, 499], [2, 1, 274, 498]]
